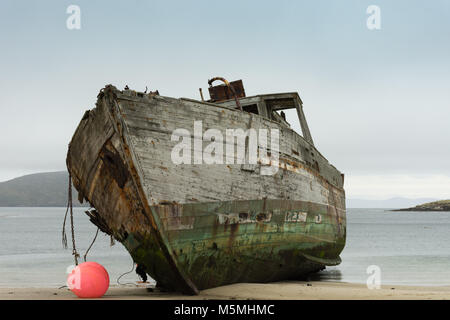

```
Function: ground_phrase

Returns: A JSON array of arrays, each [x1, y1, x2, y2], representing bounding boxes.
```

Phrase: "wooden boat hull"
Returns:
[[67, 85, 346, 294]]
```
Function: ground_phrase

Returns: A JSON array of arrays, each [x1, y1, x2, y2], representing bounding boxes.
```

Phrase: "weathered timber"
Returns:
[[66, 82, 346, 294]]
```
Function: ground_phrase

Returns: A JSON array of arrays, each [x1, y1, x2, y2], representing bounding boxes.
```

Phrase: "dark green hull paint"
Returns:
[[122, 199, 345, 291]]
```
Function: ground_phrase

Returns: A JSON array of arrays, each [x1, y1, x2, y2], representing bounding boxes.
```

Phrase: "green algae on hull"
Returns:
[[122, 199, 345, 291]]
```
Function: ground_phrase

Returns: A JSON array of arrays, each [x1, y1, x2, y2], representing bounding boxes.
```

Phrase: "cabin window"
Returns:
[[272, 109, 303, 137], [242, 104, 258, 115]]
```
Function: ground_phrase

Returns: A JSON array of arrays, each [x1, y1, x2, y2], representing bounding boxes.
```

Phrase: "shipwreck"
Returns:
[[66, 78, 346, 294]]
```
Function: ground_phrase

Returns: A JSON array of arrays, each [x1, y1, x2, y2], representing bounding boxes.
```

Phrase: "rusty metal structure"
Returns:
[[207, 77, 245, 110], [66, 78, 346, 294]]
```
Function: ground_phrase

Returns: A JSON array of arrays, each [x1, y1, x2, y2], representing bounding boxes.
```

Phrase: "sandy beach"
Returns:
[[2, 281, 450, 300]]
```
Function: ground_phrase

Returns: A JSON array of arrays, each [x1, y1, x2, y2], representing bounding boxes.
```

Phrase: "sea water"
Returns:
[[0, 207, 137, 288], [1, 207, 450, 287], [315, 208, 450, 286]]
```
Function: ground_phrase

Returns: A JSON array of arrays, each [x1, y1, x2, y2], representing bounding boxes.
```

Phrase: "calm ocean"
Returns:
[[1, 207, 450, 288]]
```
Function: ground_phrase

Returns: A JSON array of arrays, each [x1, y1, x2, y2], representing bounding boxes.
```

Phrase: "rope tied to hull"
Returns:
[[62, 172, 80, 266], [117, 257, 137, 286], [83, 227, 99, 262]]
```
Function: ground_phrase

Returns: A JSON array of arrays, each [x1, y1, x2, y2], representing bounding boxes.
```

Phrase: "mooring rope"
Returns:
[[61, 173, 140, 287], [62, 205, 69, 249], [83, 227, 100, 262], [117, 258, 137, 286], [62, 173, 80, 266]]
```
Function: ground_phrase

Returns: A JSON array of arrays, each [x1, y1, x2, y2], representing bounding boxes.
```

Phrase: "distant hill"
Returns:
[[346, 197, 439, 209], [393, 200, 450, 212], [0, 171, 86, 207]]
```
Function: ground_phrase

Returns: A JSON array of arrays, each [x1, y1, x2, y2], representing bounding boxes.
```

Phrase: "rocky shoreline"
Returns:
[[393, 200, 450, 212]]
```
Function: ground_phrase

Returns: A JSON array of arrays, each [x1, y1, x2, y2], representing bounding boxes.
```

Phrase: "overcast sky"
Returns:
[[0, 0, 449, 199]]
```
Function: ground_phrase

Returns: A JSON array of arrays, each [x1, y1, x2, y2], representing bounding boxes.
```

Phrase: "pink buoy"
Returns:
[[67, 262, 109, 298]]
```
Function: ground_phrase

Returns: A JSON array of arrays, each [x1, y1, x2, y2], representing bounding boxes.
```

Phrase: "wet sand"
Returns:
[[2, 281, 450, 300]]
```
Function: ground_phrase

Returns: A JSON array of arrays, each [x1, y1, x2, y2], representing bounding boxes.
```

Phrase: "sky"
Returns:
[[0, 0, 449, 199]]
